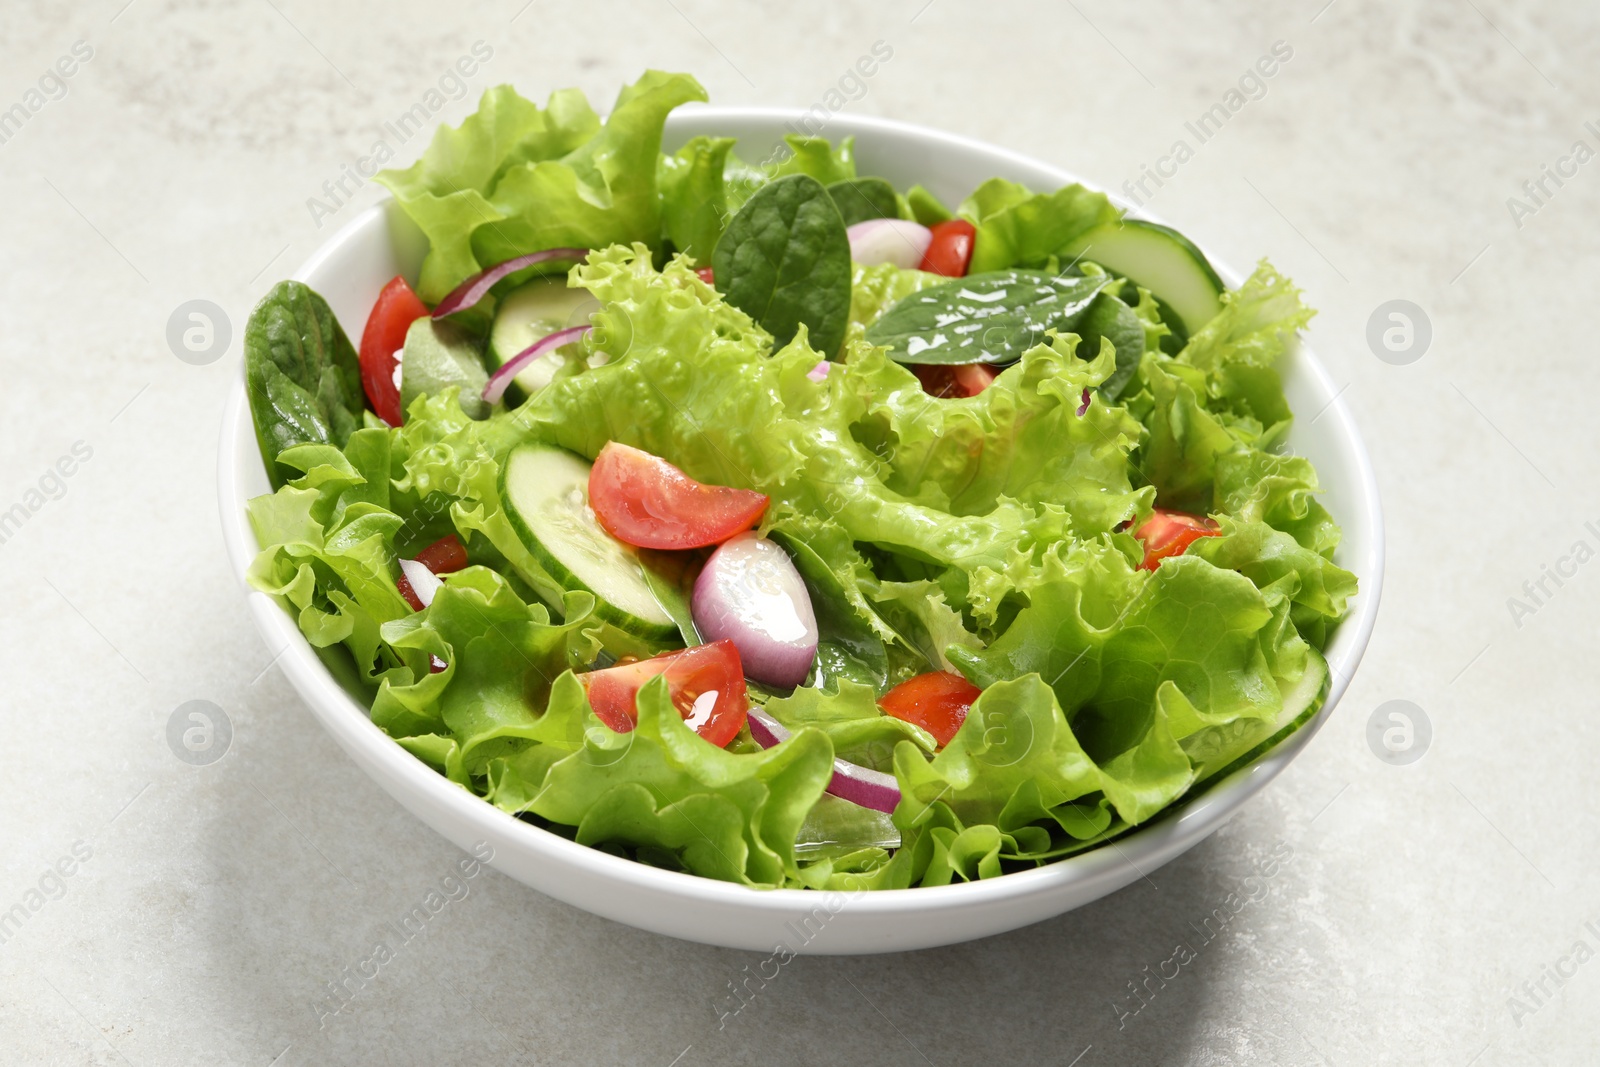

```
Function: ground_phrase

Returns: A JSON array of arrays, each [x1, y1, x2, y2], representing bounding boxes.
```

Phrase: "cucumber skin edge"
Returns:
[[498, 447, 679, 643], [1062, 219, 1226, 335]]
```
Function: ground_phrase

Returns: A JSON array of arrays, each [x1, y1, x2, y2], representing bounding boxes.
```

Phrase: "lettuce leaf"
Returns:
[[514, 675, 836, 887], [1131, 353, 1236, 513], [770, 135, 856, 184], [375, 570, 604, 772], [377, 72, 706, 302], [959, 177, 1122, 274], [658, 135, 737, 265], [764, 680, 936, 772], [845, 336, 1151, 533], [1178, 259, 1315, 374]]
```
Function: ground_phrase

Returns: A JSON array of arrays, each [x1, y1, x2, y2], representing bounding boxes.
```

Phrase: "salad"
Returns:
[[243, 71, 1356, 892]]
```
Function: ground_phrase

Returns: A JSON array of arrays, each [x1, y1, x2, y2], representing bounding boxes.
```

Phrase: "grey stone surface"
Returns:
[[2, 1, 1596, 1063]]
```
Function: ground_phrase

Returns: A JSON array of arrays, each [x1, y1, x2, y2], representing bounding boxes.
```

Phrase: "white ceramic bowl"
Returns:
[[218, 108, 1384, 954]]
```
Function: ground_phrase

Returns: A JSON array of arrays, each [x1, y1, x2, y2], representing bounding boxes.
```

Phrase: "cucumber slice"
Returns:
[[1190, 647, 1329, 785], [500, 444, 677, 640], [1062, 220, 1226, 340], [488, 279, 599, 403]]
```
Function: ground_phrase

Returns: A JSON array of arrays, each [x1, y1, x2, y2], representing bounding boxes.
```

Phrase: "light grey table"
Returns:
[[3, 2, 1595, 1063]]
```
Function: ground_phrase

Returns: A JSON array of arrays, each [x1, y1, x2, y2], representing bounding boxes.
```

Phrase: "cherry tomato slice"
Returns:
[[918, 219, 976, 277], [359, 275, 429, 427], [581, 639, 749, 748], [695, 266, 716, 286], [414, 534, 468, 574], [589, 442, 769, 550], [912, 362, 997, 398], [1134, 508, 1221, 571], [878, 670, 982, 748]]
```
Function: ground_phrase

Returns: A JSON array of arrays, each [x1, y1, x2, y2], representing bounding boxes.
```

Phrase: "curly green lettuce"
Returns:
[[376, 71, 707, 302]]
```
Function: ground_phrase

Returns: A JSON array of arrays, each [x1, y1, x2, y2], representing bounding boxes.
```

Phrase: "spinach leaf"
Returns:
[[862, 269, 1107, 365], [1076, 292, 1146, 401], [712, 173, 852, 357], [400, 317, 489, 420], [827, 177, 900, 227], [244, 281, 365, 488]]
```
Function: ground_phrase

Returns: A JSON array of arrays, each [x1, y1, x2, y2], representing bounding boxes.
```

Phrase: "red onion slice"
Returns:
[[692, 534, 817, 688], [482, 325, 591, 405], [746, 706, 902, 814], [432, 247, 589, 318], [806, 360, 831, 382], [398, 558, 443, 609], [846, 219, 932, 270]]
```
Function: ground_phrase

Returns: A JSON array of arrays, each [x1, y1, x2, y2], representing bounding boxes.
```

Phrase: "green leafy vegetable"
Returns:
[[862, 268, 1107, 365], [766, 680, 936, 771], [712, 173, 853, 356], [768, 529, 889, 691], [400, 318, 489, 420], [906, 184, 952, 226], [637, 548, 704, 647], [842, 261, 943, 348], [511, 675, 836, 887], [959, 178, 1121, 274], [1074, 291, 1147, 401], [376, 570, 604, 771], [1178, 259, 1315, 375], [769, 135, 857, 184], [658, 135, 737, 265], [376, 72, 707, 302], [244, 281, 365, 489], [847, 336, 1149, 535], [828, 177, 900, 226]]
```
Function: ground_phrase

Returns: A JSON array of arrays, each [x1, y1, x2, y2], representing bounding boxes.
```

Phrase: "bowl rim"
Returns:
[[218, 105, 1385, 921]]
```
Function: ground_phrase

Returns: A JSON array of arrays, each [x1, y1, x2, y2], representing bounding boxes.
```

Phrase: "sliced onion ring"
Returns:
[[398, 558, 443, 609], [482, 325, 592, 405], [432, 247, 589, 318], [746, 706, 902, 814], [846, 219, 932, 270]]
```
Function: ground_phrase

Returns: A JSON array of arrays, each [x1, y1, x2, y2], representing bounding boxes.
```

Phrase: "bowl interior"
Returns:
[[218, 107, 1382, 953]]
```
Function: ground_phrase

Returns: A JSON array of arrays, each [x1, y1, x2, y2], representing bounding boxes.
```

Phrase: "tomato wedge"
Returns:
[[359, 276, 429, 426], [588, 442, 769, 550], [581, 639, 748, 748], [1134, 508, 1221, 570], [695, 266, 716, 286], [878, 670, 982, 748], [912, 362, 997, 398], [414, 534, 468, 574], [918, 219, 976, 277]]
